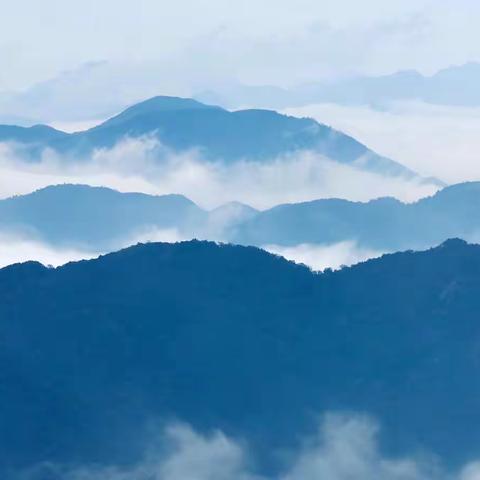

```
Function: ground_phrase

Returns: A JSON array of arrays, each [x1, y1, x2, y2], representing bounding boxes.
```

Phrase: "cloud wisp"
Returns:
[[0, 135, 440, 268], [13, 413, 480, 480], [0, 230, 387, 272], [0, 231, 99, 268], [264, 242, 385, 271], [284, 101, 480, 185], [0, 136, 439, 210]]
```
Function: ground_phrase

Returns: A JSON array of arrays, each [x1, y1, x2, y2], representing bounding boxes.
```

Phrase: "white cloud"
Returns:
[[284, 101, 480, 184], [282, 414, 437, 480], [0, 140, 160, 199], [0, 232, 98, 268], [124, 227, 187, 245], [461, 463, 480, 480], [156, 424, 255, 480], [0, 228, 383, 272], [0, 136, 439, 268], [0, 137, 438, 210], [0, 227, 188, 269], [264, 242, 384, 271], [15, 413, 480, 480]]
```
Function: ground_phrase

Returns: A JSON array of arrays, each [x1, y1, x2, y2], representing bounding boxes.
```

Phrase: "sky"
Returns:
[[2, 0, 480, 92]]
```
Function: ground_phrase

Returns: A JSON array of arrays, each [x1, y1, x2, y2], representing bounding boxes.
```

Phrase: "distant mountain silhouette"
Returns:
[[0, 184, 204, 250], [197, 63, 480, 109], [4, 62, 480, 128], [0, 182, 478, 255], [0, 96, 422, 180], [0, 124, 67, 143], [234, 181, 480, 251], [1, 239, 480, 475]]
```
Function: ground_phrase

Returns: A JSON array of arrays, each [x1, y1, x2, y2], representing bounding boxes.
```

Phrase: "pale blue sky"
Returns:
[[2, 0, 480, 91]]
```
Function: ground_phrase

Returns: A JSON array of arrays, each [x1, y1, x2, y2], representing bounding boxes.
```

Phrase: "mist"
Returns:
[[0, 230, 385, 273], [264, 242, 384, 271], [0, 136, 438, 210], [13, 413, 480, 480], [0, 135, 439, 269], [0, 134, 439, 269], [0, 226, 192, 269], [0, 231, 99, 268], [284, 101, 480, 184]]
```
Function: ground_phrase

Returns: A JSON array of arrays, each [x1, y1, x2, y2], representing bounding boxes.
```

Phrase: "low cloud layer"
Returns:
[[285, 101, 480, 185], [264, 242, 384, 271], [0, 136, 438, 210], [0, 227, 387, 274], [0, 231, 384, 272], [0, 136, 439, 268], [0, 232, 98, 268], [0, 228, 189, 269], [14, 413, 480, 480]]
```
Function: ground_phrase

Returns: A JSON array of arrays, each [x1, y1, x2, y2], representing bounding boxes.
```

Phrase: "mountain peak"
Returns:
[[438, 237, 470, 249], [128, 95, 220, 113], [99, 96, 222, 129]]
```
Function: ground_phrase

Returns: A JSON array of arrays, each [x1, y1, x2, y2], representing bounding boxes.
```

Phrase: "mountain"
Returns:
[[0, 124, 67, 144], [0, 182, 478, 256], [196, 63, 480, 109], [0, 96, 421, 180], [0, 184, 204, 250], [1, 239, 480, 476], [4, 62, 480, 129], [233, 181, 480, 251]]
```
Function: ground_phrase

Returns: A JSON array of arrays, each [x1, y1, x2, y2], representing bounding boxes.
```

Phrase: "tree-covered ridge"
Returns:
[[0, 239, 479, 474]]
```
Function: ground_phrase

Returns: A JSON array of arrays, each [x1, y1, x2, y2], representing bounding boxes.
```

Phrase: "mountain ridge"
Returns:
[[0, 95, 424, 181], [1, 238, 480, 474], [0, 181, 477, 256], [196, 62, 480, 109]]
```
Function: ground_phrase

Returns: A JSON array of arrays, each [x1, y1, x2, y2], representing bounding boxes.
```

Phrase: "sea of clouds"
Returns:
[[0, 135, 436, 269], [0, 136, 438, 209], [284, 101, 480, 185]]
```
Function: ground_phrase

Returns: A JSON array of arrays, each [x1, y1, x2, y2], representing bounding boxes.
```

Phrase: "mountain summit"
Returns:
[[0, 95, 425, 181], [99, 95, 221, 128]]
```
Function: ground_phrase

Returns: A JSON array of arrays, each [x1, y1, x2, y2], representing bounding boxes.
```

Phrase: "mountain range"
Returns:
[[1, 238, 480, 477], [1, 182, 479, 257], [0, 96, 423, 181], [3, 63, 480, 126], [233, 181, 480, 251], [0, 184, 204, 250], [197, 62, 480, 110]]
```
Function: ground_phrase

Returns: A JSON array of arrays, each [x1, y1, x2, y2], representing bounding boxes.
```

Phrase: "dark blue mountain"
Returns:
[[0, 96, 420, 179], [1, 239, 480, 476]]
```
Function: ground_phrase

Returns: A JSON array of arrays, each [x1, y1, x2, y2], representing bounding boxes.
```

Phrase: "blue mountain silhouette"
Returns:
[[0, 96, 423, 180], [0, 182, 478, 253], [0, 238, 479, 474]]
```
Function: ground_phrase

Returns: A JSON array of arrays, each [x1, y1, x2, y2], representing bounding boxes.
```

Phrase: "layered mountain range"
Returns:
[[1, 182, 478, 257], [0, 89, 478, 480]]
